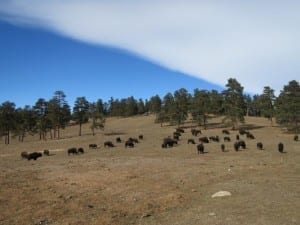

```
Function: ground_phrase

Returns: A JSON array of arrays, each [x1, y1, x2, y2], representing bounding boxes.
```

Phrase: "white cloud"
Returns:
[[0, 0, 299, 94]]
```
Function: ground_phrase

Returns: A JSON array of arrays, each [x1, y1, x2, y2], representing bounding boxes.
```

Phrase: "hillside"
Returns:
[[0, 115, 299, 225]]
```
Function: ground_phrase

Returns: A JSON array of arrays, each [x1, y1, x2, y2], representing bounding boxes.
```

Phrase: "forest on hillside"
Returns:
[[0, 78, 299, 144]]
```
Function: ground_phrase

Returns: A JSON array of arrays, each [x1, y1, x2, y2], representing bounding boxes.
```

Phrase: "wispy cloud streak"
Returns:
[[0, 0, 299, 94]]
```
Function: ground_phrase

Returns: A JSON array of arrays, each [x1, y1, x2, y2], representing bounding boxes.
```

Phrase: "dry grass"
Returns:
[[0, 115, 299, 225]]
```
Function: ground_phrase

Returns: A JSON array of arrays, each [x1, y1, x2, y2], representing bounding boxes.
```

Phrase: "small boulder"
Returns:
[[211, 191, 231, 198]]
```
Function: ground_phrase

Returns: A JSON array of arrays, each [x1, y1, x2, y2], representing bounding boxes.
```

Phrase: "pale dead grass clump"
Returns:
[[0, 115, 299, 225]]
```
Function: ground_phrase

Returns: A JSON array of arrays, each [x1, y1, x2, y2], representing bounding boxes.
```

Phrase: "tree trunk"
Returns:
[[79, 123, 82, 136]]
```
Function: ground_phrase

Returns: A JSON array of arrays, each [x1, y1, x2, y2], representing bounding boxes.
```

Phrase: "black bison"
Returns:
[[234, 140, 246, 151], [43, 149, 50, 156], [173, 131, 181, 137], [236, 134, 240, 140], [68, 147, 78, 155], [209, 136, 220, 142], [128, 137, 139, 143], [187, 139, 196, 144], [104, 141, 115, 148], [257, 142, 263, 150], [116, 137, 122, 143], [278, 142, 284, 153], [173, 134, 180, 140], [199, 137, 209, 143], [162, 138, 177, 148], [221, 144, 225, 152], [197, 143, 204, 154], [21, 151, 28, 159], [239, 129, 249, 135], [78, 147, 84, 154], [191, 128, 201, 136], [224, 136, 231, 142], [89, 144, 97, 149], [246, 133, 255, 139], [294, 135, 298, 141], [138, 134, 143, 140], [125, 140, 134, 148], [176, 128, 185, 133], [222, 129, 230, 135], [27, 152, 42, 160]]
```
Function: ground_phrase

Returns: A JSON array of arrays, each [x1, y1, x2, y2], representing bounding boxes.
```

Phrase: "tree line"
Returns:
[[0, 78, 299, 144]]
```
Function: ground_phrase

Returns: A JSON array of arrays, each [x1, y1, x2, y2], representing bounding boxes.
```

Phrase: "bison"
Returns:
[[68, 147, 78, 155], [224, 136, 231, 142], [294, 135, 298, 141], [138, 135, 143, 140], [176, 128, 185, 133], [78, 147, 84, 154], [116, 137, 122, 143], [104, 141, 115, 148], [162, 138, 177, 148], [257, 142, 263, 150], [234, 140, 246, 151], [191, 128, 201, 136], [89, 144, 97, 149], [27, 152, 42, 160], [187, 139, 196, 144], [197, 143, 204, 154], [221, 144, 225, 152], [199, 137, 209, 143], [246, 133, 255, 139], [43, 149, 50, 156], [125, 140, 134, 148], [222, 129, 230, 135], [278, 142, 284, 153]]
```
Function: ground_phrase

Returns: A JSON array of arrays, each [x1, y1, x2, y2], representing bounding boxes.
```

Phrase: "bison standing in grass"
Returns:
[[68, 147, 78, 155], [257, 142, 263, 150], [278, 142, 284, 153], [197, 143, 204, 154], [27, 152, 42, 160], [21, 151, 28, 159], [104, 141, 115, 148]]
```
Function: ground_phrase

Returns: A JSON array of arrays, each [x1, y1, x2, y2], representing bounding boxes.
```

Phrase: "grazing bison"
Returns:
[[257, 142, 263, 150], [27, 152, 42, 160], [234, 140, 246, 151], [239, 129, 249, 135], [278, 142, 284, 153], [43, 149, 50, 156], [104, 141, 115, 148], [78, 147, 84, 154], [173, 131, 181, 137], [221, 144, 225, 152], [162, 138, 177, 148], [116, 137, 122, 143], [236, 134, 240, 140], [222, 129, 230, 135], [294, 135, 298, 141], [128, 137, 139, 143], [191, 128, 201, 136], [197, 143, 204, 154], [224, 136, 231, 142], [138, 134, 143, 140], [125, 140, 134, 148], [209, 135, 220, 142], [176, 128, 185, 133], [199, 136, 209, 143], [187, 139, 196, 144], [247, 133, 255, 139], [21, 151, 28, 159], [68, 147, 78, 155], [89, 144, 97, 149]]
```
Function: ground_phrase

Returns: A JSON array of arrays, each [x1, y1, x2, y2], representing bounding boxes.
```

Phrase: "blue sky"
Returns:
[[0, 20, 221, 107], [0, 1, 299, 107]]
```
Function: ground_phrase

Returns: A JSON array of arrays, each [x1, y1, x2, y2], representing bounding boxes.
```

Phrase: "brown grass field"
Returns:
[[0, 115, 299, 225]]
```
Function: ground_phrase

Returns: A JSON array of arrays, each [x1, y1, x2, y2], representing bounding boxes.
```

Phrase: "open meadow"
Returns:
[[0, 115, 299, 225]]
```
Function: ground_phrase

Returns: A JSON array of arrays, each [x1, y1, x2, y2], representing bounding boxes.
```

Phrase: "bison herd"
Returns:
[[19, 126, 296, 161], [161, 127, 291, 155]]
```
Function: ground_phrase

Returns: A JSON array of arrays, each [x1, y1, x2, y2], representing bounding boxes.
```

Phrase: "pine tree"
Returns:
[[275, 80, 300, 133], [73, 97, 90, 136], [222, 78, 246, 129]]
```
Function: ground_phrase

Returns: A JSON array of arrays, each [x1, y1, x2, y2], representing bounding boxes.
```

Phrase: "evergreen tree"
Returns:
[[173, 88, 190, 126], [89, 102, 105, 136], [0, 101, 16, 144], [275, 80, 300, 133], [148, 95, 162, 114], [191, 89, 210, 129], [260, 86, 276, 125], [222, 78, 246, 129], [73, 97, 90, 136], [33, 98, 50, 140]]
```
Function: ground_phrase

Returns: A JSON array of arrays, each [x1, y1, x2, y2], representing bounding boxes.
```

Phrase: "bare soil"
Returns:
[[0, 115, 299, 225]]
